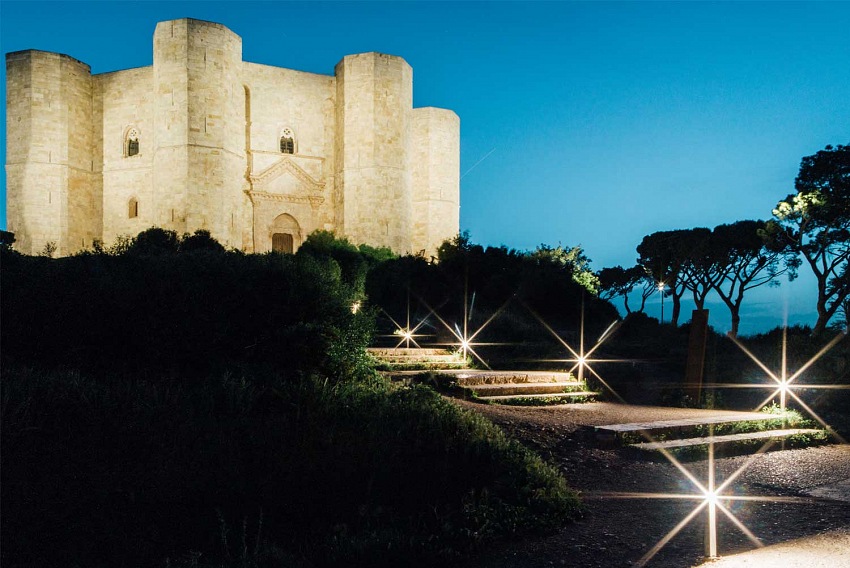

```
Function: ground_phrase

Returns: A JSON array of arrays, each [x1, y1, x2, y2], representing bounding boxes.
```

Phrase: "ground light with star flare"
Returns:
[[587, 431, 814, 566], [380, 292, 435, 349], [707, 328, 849, 444], [419, 285, 515, 370], [521, 296, 628, 402]]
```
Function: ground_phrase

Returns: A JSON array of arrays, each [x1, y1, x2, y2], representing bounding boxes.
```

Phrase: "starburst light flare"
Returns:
[[721, 327, 849, 443], [521, 297, 626, 402], [421, 295, 513, 370], [587, 431, 811, 567], [379, 293, 435, 349]]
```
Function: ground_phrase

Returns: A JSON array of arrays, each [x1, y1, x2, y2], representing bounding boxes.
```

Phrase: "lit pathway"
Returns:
[[693, 528, 850, 567]]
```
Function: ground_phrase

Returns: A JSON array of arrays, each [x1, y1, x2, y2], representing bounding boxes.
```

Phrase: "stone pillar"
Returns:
[[685, 309, 710, 405]]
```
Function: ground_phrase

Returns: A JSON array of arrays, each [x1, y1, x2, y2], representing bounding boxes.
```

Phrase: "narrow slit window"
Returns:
[[128, 198, 139, 219]]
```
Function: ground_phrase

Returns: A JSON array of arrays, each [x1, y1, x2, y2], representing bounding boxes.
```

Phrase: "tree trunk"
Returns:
[[693, 289, 705, 311], [812, 299, 843, 336], [671, 293, 682, 327], [729, 308, 741, 339], [806, 251, 832, 335]]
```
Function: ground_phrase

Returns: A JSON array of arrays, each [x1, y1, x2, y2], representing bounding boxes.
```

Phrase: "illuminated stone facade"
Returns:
[[5, 18, 460, 257]]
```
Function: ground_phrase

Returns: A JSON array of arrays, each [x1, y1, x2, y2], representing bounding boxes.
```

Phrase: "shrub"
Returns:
[[0, 243, 369, 380], [1, 366, 580, 567]]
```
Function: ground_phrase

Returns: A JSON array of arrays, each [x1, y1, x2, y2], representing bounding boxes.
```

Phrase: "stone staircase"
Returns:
[[369, 347, 598, 405], [593, 411, 829, 460], [441, 370, 596, 405]]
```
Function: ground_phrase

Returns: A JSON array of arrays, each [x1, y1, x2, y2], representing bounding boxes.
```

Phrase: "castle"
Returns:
[[5, 18, 460, 257]]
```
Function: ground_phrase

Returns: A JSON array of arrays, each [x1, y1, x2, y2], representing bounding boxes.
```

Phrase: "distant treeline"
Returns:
[[599, 144, 849, 336]]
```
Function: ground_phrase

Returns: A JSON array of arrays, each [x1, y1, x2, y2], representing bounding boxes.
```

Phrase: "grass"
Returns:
[[483, 393, 596, 406], [1, 364, 581, 567]]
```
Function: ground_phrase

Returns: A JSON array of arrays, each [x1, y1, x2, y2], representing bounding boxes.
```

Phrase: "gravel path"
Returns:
[[456, 401, 850, 568], [693, 528, 850, 567]]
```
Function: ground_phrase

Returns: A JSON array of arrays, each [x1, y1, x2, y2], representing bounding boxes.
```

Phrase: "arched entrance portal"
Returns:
[[271, 213, 301, 254]]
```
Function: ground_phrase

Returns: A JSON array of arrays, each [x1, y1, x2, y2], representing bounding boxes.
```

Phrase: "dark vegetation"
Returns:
[[367, 233, 618, 368], [590, 316, 850, 439], [1, 229, 579, 567], [588, 144, 849, 435], [600, 144, 849, 336]]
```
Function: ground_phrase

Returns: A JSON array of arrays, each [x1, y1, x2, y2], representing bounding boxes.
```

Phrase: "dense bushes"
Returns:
[[1, 230, 373, 381], [1, 367, 579, 567], [366, 234, 619, 365], [594, 315, 850, 423], [1, 228, 582, 566]]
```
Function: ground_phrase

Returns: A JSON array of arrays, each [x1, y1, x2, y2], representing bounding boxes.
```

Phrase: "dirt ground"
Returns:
[[456, 401, 850, 568]]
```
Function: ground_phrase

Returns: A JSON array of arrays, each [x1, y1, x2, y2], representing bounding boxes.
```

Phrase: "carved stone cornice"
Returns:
[[250, 156, 325, 190], [245, 190, 324, 208]]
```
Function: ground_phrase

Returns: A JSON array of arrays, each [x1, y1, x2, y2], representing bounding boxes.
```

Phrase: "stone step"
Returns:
[[628, 428, 825, 451], [367, 347, 468, 371], [598, 412, 782, 433], [594, 412, 794, 445], [379, 361, 468, 370], [465, 381, 585, 397], [477, 391, 598, 403], [422, 369, 575, 386], [367, 347, 453, 357], [374, 354, 464, 363]]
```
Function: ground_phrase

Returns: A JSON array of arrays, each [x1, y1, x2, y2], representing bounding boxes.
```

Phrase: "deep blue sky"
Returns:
[[2, 2, 849, 334]]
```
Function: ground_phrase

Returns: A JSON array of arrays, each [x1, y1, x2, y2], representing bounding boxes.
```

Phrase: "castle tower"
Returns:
[[334, 53, 413, 253], [5, 50, 98, 256], [152, 19, 245, 246], [411, 107, 460, 258]]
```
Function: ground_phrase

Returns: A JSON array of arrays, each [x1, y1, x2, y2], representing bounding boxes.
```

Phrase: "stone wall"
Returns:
[[184, 20, 245, 249], [98, 66, 153, 244], [152, 20, 191, 236], [242, 61, 336, 252]]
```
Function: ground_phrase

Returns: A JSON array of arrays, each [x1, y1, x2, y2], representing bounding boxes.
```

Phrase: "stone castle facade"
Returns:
[[5, 18, 460, 257]]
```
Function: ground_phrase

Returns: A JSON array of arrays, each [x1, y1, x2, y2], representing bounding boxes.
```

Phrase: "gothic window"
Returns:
[[280, 127, 295, 154], [128, 197, 139, 219], [125, 127, 140, 157]]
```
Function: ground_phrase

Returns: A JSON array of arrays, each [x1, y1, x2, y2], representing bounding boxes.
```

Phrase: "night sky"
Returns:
[[2, 1, 849, 334]]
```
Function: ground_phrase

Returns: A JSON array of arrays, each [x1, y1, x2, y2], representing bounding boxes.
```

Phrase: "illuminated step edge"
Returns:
[[377, 369, 578, 384], [629, 428, 824, 451], [467, 382, 586, 396], [597, 412, 784, 433], [438, 370, 576, 385], [475, 391, 598, 402], [367, 348, 454, 357], [374, 357, 466, 365], [376, 361, 468, 370]]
